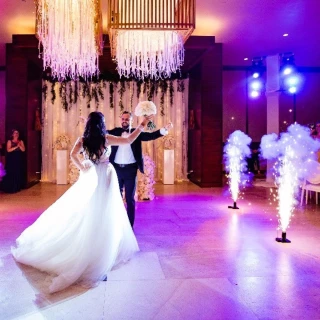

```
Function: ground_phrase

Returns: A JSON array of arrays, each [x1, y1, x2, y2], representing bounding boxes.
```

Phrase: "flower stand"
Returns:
[[163, 149, 174, 184], [56, 150, 68, 184]]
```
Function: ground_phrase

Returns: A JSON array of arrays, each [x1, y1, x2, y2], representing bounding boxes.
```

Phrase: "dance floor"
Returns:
[[1, 181, 320, 320]]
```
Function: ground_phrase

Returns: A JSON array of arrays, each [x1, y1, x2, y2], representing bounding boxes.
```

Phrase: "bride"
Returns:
[[12, 111, 150, 293]]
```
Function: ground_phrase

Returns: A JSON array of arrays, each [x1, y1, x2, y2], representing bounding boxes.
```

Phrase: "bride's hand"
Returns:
[[81, 160, 93, 172]]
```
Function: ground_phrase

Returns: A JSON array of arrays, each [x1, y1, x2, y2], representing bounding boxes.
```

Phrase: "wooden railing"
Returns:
[[107, 0, 195, 39]]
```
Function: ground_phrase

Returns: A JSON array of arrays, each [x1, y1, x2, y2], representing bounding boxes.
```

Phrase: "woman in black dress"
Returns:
[[2, 129, 26, 193]]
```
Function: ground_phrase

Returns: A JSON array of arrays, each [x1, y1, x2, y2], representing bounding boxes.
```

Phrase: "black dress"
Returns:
[[1, 141, 24, 193]]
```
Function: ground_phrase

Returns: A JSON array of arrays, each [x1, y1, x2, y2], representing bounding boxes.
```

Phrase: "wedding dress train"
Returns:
[[11, 146, 139, 293]]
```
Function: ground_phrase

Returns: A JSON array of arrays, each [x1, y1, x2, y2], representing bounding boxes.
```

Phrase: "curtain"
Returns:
[[41, 79, 189, 183]]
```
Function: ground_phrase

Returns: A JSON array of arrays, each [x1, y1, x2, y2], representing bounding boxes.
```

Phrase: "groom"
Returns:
[[108, 111, 172, 228]]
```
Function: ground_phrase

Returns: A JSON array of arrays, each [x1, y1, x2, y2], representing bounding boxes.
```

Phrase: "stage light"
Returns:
[[250, 80, 263, 90], [288, 87, 297, 94], [248, 57, 265, 98], [282, 66, 294, 75], [250, 90, 260, 98], [251, 57, 264, 78], [280, 53, 303, 94], [252, 72, 260, 78], [286, 75, 299, 86]]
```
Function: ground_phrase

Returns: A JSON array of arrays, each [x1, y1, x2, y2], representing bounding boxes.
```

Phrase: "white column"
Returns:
[[266, 55, 280, 183], [163, 150, 174, 184], [56, 150, 68, 184]]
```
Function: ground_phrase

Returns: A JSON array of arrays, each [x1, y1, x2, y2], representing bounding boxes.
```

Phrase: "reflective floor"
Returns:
[[1, 181, 320, 320]]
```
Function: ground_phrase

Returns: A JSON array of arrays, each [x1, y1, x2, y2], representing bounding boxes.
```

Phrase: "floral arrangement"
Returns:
[[163, 134, 175, 150], [137, 154, 156, 200], [68, 153, 85, 184], [69, 161, 80, 184], [135, 101, 157, 130], [0, 163, 5, 181], [53, 134, 71, 150]]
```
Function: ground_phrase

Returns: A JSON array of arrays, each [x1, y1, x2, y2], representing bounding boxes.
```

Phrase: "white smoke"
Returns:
[[224, 130, 252, 202], [261, 123, 320, 231]]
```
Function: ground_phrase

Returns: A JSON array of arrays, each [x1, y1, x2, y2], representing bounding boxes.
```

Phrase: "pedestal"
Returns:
[[56, 150, 68, 184], [163, 150, 174, 184]]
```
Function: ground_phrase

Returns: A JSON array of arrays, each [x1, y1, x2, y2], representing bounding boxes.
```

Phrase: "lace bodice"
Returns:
[[83, 146, 111, 163]]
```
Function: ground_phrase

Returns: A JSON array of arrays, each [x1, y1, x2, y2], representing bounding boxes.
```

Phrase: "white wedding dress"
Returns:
[[11, 144, 139, 293]]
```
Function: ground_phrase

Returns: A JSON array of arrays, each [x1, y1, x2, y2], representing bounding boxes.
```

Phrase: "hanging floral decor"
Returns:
[[42, 75, 185, 114], [137, 154, 156, 200]]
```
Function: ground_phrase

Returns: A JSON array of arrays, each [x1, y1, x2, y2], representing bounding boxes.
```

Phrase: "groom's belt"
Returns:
[[114, 162, 137, 168]]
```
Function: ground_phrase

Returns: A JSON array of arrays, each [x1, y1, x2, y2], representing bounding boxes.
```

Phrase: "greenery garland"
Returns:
[[50, 82, 56, 105], [159, 80, 168, 116], [118, 81, 126, 112], [109, 82, 114, 109], [169, 80, 174, 107], [42, 74, 187, 115]]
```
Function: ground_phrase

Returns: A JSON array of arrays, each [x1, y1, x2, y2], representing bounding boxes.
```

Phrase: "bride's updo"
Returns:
[[83, 112, 107, 163]]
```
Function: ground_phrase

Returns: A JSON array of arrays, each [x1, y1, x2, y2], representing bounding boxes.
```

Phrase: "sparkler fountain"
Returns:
[[261, 124, 320, 243], [224, 130, 252, 209]]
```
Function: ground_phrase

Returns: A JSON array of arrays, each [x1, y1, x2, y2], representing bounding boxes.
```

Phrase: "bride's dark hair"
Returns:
[[83, 112, 107, 163]]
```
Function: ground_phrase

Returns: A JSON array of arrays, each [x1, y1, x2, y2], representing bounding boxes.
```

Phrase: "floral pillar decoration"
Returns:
[[35, 0, 103, 80], [137, 154, 156, 200]]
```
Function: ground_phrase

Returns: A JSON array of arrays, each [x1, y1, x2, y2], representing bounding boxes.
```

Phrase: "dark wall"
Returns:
[[6, 37, 42, 187], [187, 38, 223, 187]]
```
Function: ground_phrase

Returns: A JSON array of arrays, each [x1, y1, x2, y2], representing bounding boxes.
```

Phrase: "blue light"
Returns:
[[283, 67, 294, 75], [250, 90, 260, 98], [250, 80, 263, 90], [252, 72, 260, 78], [288, 87, 297, 94]]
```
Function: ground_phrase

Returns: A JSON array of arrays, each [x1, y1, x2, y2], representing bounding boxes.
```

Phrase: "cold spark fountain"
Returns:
[[261, 124, 320, 243], [224, 130, 252, 209]]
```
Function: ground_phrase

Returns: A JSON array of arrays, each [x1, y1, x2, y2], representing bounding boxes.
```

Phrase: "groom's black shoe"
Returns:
[[103, 275, 108, 281]]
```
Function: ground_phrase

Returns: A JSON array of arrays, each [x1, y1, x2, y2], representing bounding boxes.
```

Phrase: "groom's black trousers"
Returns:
[[113, 163, 138, 227]]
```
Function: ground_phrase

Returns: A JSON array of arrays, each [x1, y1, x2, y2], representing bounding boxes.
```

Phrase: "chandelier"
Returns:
[[35, 0, 103, 81], [107, 0, 195, 80]]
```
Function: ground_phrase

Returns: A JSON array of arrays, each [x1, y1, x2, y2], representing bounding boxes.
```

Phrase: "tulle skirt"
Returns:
[[11, 162, 139, 293]]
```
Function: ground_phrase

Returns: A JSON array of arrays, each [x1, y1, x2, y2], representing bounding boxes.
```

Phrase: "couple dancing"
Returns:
[[12, 111, 172, 293]]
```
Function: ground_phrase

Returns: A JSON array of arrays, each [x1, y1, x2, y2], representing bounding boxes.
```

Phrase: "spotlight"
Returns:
[[282, 66, 294, 75], [280, 53, 303, 94], [250, 90, 260, 98], [248, 57, 265, 98], [252, 72, 260, 78], [250, 80, 263, 90], [288, 87, 297, 94], [251, 57, 264, 78]]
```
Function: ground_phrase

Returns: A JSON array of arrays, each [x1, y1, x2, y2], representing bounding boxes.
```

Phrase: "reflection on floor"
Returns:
[[1, 181, 320, 320]]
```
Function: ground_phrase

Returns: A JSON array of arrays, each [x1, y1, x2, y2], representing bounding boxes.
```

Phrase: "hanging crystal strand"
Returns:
[[36, 0, 100, 80]]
